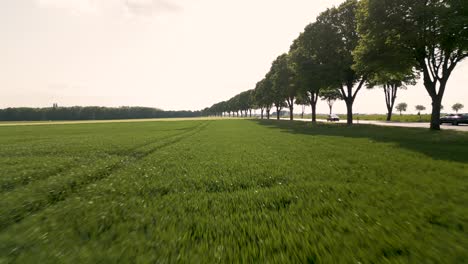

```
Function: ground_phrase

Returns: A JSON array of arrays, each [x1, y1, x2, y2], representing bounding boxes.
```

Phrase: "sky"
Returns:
[[1, 0, 467, 114]]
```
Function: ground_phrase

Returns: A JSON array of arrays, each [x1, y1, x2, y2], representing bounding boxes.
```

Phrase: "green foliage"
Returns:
[[312, 0, 367, 124], [269, 54, 294, 109], [254, 78, 275, 111], [361, 0, 468, 129], [238, 90, 254, 112], [416, 105, 427, 112], [396, 103, 408, 114], [290, 24, 335, 101], [0, 107, 201, 121], [320, 89, 343, 102], [316, 0, 362, 87], [452, 103, 464, 113], [1, 120, 467, 262], [294, 93, 309, 106], [206, 0, 467, 129]]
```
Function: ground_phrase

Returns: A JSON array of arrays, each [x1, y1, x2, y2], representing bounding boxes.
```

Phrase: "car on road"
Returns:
[[327, 114, 340, 122], [440, 113, 468, 125]]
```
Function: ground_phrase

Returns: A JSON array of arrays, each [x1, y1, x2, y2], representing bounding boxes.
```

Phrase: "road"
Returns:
[[288, 118, 468, 132]]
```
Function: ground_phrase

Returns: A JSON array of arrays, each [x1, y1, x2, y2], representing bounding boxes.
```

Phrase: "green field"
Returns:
[[1, 119, 467, 263], [296, 114, 433, 122]]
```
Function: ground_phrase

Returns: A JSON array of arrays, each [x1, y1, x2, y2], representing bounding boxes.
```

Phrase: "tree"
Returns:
[[253, 83, 264, 119], [367, 74, 416, 121], [248, 90, 255, 117], [320, 89, 342, 115], [416, 105, 426, 113], [289, 24, 333, 123], [415, 105, 426, 121], [359, 0, 468, 129], [295, 93, 309, 119], [354, 2, 418, 121], [270, 54, 297, 120], [313, 0, 367, 125], [228, 95, 240, 117], [238, 90, 254, 118], [395, 103, 408, 116], [254, 77, 275, 119], [452, 103, 464, 113]]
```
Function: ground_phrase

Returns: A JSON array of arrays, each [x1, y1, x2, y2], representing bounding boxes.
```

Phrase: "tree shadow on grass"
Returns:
[[251, 119, 468, 163]]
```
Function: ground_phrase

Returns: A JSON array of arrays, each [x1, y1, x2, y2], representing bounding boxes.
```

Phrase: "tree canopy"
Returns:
[[203, 0, 467, 130], [358, 0, 468, 129]]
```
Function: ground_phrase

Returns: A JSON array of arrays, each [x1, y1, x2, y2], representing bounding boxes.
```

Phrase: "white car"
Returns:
[[327, 114, 340, 122]]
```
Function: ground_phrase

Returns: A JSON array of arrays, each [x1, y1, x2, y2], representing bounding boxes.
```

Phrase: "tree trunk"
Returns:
[[339, 82, 362, 126], [261, 109, 264, 119], [386, 110, 392, 121], [426, 78, 448, 130], [328, 103, 333, 115], [417, 56, 456, 130], [311, 101, 317, 124], [310, 92, 319, 124], [345, 99, 353, 125], [384, 84, 398, 122], [430, 95, 443, 130], [266, 109, 270, 120], [289, 105, 294, 121], [249, 109, 252, 118], [276, 107, 281, 120]]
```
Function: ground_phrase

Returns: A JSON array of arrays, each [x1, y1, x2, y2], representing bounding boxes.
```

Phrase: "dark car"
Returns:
[[440, 113, 468, 125], [327, 114, 340, 122]]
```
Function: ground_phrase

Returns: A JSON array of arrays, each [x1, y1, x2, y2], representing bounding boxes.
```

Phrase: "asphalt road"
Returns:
[[290, 118, 468, 132]]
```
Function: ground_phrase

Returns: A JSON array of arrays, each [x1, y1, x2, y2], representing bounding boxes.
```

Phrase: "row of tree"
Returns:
[[204, 0, 467, 130], [0, 106, 202, 121], [395, 102, 465, 116]]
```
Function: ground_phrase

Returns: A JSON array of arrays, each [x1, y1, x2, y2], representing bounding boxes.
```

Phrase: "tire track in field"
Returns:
[[0, 121, 210, 231], [0, 124, 203, 194]]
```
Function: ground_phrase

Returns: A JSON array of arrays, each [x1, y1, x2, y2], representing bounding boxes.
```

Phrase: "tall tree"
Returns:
[[270, 54, 297, 120], [365, 73, 416, 121], [290, 26, 332, 123], [354, 1, 419, 122], [359, 0, 468, 129], [253, 83, 265, 119], [313, 0, 367, 125], [396, 102, 408, 116], [452, 103, 464, 113], [255, 75, 275, 119], [416, 105, 427, 120], [238, 90, 254, 118], [320, 89, 343, 115], [295, 93, 309, 119]]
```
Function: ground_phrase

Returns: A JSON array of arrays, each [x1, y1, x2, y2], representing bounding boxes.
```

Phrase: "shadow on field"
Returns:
[[251, 119, 468, 163]]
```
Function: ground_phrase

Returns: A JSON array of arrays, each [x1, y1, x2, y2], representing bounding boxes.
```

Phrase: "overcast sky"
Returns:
[[1, 0, 467, 114]]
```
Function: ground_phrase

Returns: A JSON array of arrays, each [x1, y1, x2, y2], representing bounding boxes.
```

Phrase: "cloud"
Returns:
[[36, 0, 99, 14], [35, 0, 181, 16], [124, 0, 181, 16]]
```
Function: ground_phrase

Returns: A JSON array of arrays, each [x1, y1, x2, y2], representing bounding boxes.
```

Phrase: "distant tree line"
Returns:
[[0, 106, 202, 121], [204, 0, 467, 130]]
